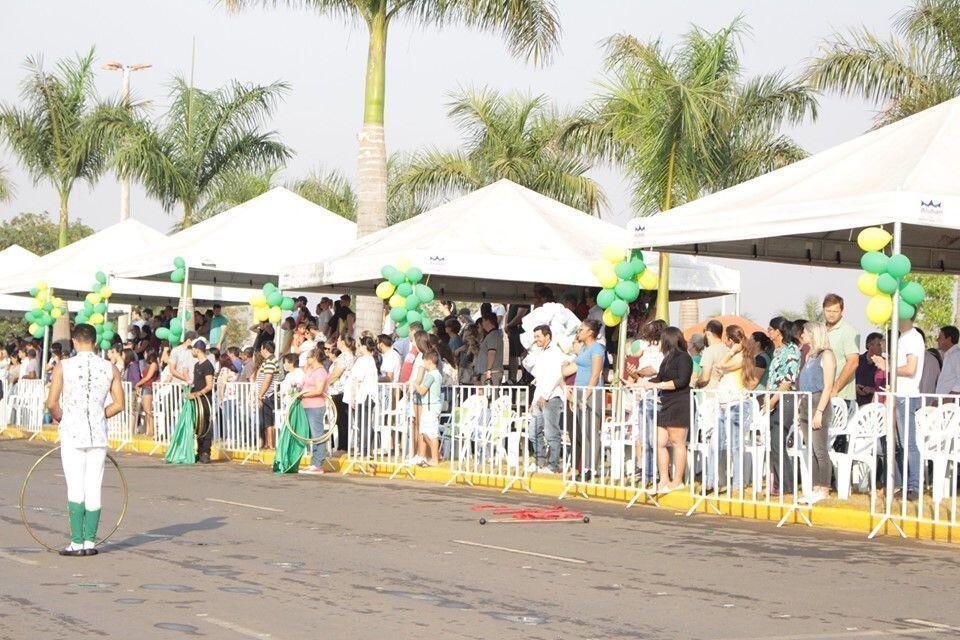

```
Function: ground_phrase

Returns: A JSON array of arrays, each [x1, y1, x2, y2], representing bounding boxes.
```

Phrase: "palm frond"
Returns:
[[291, 166, 358, 220]]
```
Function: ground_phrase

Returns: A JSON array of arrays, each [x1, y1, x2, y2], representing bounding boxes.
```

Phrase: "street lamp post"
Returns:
[[103, 61, 151, 221]]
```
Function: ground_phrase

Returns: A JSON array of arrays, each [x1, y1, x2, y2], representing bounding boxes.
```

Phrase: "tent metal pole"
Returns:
[[180, 266, 190, 335], [869, 221, 906, 539]]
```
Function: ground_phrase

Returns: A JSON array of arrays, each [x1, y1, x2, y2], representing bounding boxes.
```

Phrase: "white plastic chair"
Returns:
[[744, 397, 768, 490], [917, 404, 960, 503], [831, 403, 885, 500], [827, 397, 850, 450], [689, 394, 720, 486]]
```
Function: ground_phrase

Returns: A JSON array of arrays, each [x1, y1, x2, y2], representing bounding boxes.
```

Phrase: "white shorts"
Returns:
[[420, 410, 440, 439]]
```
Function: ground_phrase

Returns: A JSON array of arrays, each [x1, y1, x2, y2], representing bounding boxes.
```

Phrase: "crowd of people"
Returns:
[[6, 285, 957, 502]]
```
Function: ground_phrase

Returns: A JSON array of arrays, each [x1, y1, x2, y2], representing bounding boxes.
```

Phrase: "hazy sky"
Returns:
[[0, 0, 909, 335]]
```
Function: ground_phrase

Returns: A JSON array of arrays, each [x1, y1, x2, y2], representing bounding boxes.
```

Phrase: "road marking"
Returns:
[[200, 614, 275, 639], [732, 625, 944, 639], [205, 498, 284, 513], [0, 550, 38, 566], [451, 540, 586, 565], [904, 620, 960, 633]]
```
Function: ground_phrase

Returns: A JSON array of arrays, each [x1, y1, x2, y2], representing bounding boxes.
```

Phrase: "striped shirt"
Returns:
[[256, 357, 278, 398]]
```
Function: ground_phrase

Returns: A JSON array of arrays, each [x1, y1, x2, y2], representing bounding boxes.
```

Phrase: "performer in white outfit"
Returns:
[[46, 324, 125, 556]]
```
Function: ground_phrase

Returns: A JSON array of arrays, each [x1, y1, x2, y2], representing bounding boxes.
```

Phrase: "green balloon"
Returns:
[[42, 301, 52, 311], [406, 267, 423, 284], [156, 327, 171, 341], [614, 279, 640, 303], [877, 273, 898, 295], [104, 321, 115, 332], [405, 295, 421, 311], [388, 270, 406, 286], [173, 256, 186, 269], [171, 268, 185, 283], [280, 296, 295, 311], [886, 253, 912, 279], [93, 302, 106, 314], [396, 282, 413, 297], [389, 307, 407, 323], [96, 271, 108, 284], [76, 313, 89, 324], [170, 318, 183, 333], [99, 339, 112, 350], [23, 311, 32, 322], [610, 299, 629, 317], [31, 327, 45, 340], [630, 339, 644, 355], [415, 284, 435, 303], [262, 282, 275, 295], [83, 300, 94, 313], [396, 323, 410, 338], [380, 265, 394, 280], [41, 313, 54, 326], [93, 281, 103, 292], [597, 288, 617, 309], [629, 256, 646, 275], [614, 261, 634, 280], [900, 281, 925, 306], [28, 287, 38, 297], [406, 310, 422, 324], [266, 291, 283, 307], [103, 329, 115, 340], [860, 251, 889, 274], [899, 301, 916, 320]]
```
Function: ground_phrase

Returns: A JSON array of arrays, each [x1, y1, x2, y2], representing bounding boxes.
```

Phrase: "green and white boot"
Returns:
[[60, 502, 85, 556], [82, 508, 101, 556]]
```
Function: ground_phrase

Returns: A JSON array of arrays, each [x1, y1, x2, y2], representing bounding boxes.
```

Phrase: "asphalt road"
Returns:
[[1, 439, 960, 640]]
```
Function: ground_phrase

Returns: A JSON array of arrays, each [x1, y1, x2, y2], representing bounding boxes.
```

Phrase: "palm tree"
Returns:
[[0, 166, 13, 202], [111, 77, 291, 228], [397, 87, 605, 214], [292, 155, 427, 224], [577, 20, 816, 321], [0, 48, 118, 247], [220, 0, 561, 332], [808, 0, 960, 127]]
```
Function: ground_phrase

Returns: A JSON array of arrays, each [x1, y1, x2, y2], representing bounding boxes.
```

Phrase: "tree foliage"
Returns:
[[0, 211, 93, 256], [908, 273, 956, 341]]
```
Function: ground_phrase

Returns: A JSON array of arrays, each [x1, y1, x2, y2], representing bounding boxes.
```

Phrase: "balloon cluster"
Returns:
[[250, 282, 294, 325], [155, 312, 191, 344], [856, 227, 926, 325], [591, 245, 658, 327], [75, 271, 116, 350], [170, 256, 187, 283], [24, 282, 66, 340], [376, 258, 434, 338]]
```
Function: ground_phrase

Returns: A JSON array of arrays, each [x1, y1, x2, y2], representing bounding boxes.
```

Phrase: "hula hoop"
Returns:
[[18, 446, 128, 553], [284, 396, 337, 446], [193, 396, 211, 440]]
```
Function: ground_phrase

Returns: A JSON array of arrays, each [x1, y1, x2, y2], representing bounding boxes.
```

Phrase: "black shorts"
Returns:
[[259, 397, 275, 437], [508, 332, 525, 358]]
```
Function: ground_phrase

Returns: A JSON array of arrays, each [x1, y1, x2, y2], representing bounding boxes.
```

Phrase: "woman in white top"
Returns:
[[347, 337, 381, 450], [7, 352, 21, 389], [327, 336, 356, 453]]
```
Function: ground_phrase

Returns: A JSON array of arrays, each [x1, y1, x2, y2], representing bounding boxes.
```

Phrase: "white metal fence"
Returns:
[[7, 379, 47, 440], [106, 381, 135, 450]]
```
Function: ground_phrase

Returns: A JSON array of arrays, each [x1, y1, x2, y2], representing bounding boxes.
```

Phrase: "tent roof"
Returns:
[[281, 179, 739, 302], [115, 187, 356, 287], [1, 219, 249, 306], [629, 96, 960, 271]]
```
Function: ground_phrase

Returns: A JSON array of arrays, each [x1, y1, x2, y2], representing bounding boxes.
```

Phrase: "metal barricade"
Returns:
[[445, 385, 531, 493], [107, 381, 135, 451], [559, 386, 658, 507], [8, 379, 47, 440], [689, 389, 814, 527], [870, 392, 960, 536], [343, 383, 413, 477], [216, 381, 263, 463], [150, 382, 187, 455]]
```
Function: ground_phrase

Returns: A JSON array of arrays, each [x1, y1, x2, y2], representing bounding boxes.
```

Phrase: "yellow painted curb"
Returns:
[[5, 426, 958, 543]]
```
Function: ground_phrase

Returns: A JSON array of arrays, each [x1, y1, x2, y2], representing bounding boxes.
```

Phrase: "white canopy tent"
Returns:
[[281, 179, 740, 303], [1, 219, 250, 306], [628, 96, 960, 538], [114, 187, 357, 288]]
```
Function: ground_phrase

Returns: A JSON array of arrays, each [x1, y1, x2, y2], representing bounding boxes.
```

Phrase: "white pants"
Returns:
[[61, 445, 106, 510]]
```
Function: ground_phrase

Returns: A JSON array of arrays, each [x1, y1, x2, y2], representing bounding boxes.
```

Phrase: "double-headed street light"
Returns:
[[103, 61, 151, 221]]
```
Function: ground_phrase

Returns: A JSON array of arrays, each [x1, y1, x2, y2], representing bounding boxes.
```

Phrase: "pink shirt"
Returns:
[[301, 366, 329, 409]]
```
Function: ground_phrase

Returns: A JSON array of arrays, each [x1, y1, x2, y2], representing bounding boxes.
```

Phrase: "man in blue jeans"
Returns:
[[527, 325, 565, 473], [875, 317, 925, 500]]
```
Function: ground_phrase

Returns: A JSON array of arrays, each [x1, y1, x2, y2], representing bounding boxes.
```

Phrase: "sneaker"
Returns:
[[536, 466, 554, 474], [59, 542, 84, 557], [82, 540, 98, 556]]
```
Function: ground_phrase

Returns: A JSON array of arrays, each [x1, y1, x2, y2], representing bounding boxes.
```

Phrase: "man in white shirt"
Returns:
[[377, 334, 402, 383], [696, 320, 729, 389], [936, 326, 960, 396], [527, 325, 565, 473], [315, 297, 333, 333], [875, 318, 925, 499], [297, 321, 320, 368], [169, 332, 198, 384]]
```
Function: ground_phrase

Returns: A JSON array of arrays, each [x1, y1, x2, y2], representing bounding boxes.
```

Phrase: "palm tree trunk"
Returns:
[[655, 142, 678, 322], [182, 201, 194, 229], [58, 191, 69, 248], [355, 9, 389, 336]]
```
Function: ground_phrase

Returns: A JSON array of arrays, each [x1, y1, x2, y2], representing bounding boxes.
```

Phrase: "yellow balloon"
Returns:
[[856, 272, 880, 297], [268, 306, 283, 324], [251, 294, 268, 308], [36, 280, 47, 290], [86, 292, 102, 305], [637, 269, 658, 290], [866, 294, 893, 325], [857, 227, 893, 252], [396, 256, 412, 272], [389, 294, 406, 309], [590, 260, 610, 277], [51, 308, 62, 319], [99, 286, 112, 299], [89, 312, 104, 325], [52, 297, 63, 307], [602, 308, 621, 327], [599, 273, 618, 289], [28, 322, 39, 335], [602, 244, 626, 264], [255, 307, 270, 322], [375, 281, 396, 300]]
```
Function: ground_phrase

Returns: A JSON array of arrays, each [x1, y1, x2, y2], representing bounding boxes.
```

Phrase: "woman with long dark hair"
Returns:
[[637, 327, 693, 492], [135, 349, 159, 438], [327, 335, 355, 453], [766, 316, 802, 496]]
